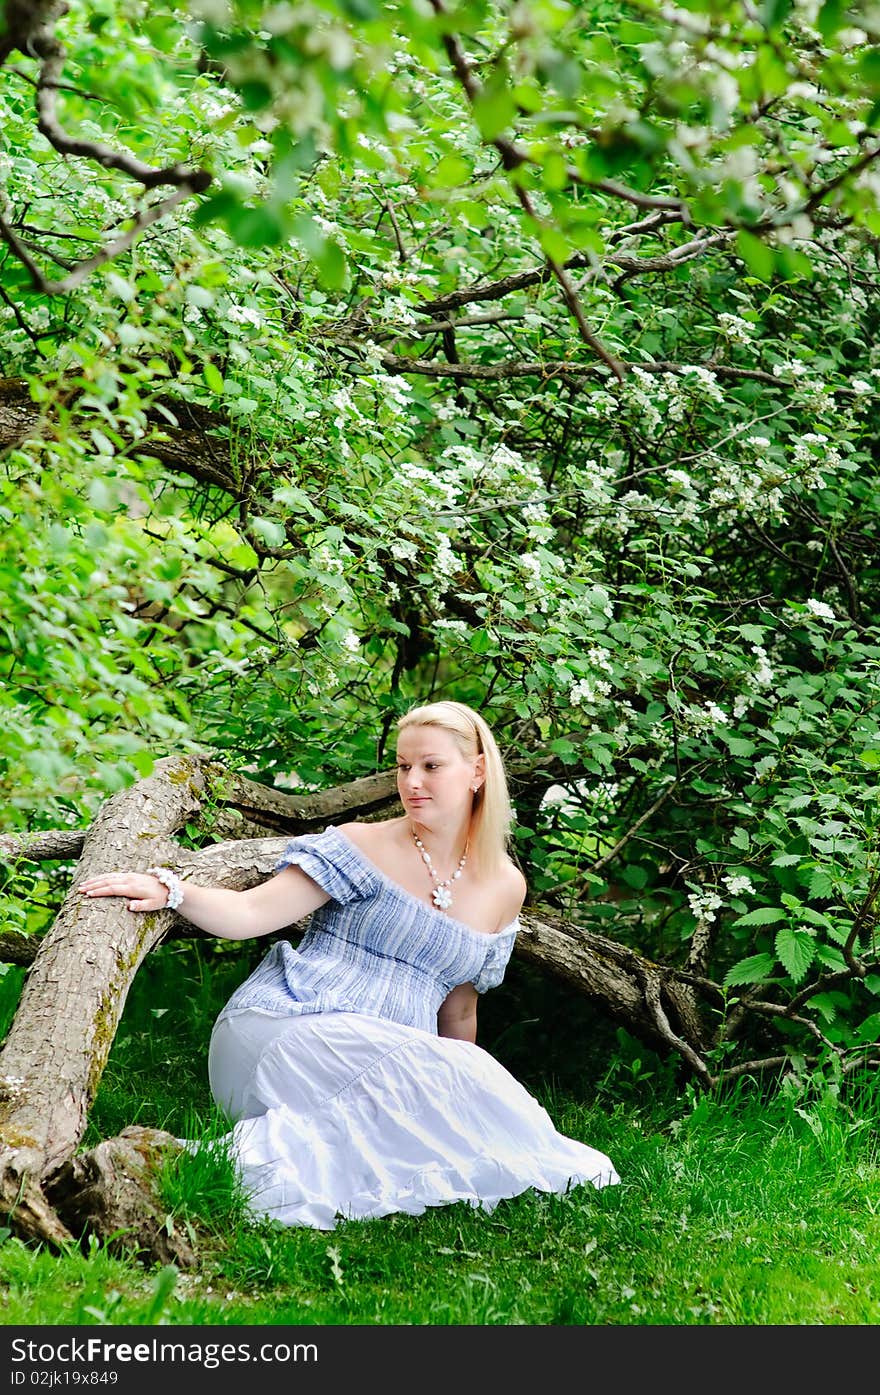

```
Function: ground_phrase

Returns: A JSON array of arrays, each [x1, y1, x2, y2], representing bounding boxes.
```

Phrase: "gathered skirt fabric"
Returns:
[[207, 1007, 620, 1231]]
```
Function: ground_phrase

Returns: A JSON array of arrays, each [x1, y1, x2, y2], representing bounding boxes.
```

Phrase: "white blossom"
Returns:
[[805, 598, 836, 622], [719, 313, 753, 343], [390, 540, 418, 562], [435, 534, 458, 576], [226, 304, 262, 328], [788, 82, 819, 101], [688, 890, 723, 922], [588, 647, 613, 675], [838, 26, 868, 45], [750, 644, 774, 688], [570, 678, 612, 707], [724, 874, 755, 897]]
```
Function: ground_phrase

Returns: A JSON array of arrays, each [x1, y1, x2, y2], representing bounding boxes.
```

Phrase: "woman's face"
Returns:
[[396, 725, 483, 827]]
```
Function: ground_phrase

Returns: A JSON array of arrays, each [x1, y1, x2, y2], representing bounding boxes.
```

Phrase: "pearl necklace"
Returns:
[[411, 829, 469, 911]]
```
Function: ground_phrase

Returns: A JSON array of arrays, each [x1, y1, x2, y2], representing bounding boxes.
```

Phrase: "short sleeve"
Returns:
[[274, 827, 379, 904], [471, 919, 519, 995]]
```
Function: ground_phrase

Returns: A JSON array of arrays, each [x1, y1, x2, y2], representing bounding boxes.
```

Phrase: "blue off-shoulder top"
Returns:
[[218, 825, 520, 1036]]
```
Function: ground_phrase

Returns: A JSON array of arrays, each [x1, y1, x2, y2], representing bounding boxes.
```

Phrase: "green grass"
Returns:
[[2, 945, 880, 1325]]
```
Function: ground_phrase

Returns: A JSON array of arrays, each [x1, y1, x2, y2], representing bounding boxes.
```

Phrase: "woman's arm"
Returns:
[[437, 982, 478, 1043], [77, 865, 331, 941]]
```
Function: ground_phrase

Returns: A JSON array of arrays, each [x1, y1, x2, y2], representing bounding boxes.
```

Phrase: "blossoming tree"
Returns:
[[0, 0, 879, 1255]]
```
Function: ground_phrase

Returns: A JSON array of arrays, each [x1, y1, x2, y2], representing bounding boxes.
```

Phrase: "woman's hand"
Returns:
[[78, 862, 331, 939], [78, 873, 170, 913]]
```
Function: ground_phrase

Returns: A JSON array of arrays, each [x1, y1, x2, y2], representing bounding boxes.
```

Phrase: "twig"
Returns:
[[0, 7, 210, 292], [587, 779, 678, 875], [427, 0, 625, 380], [1, 188, 195, 294], [0, 284, 47, 354]]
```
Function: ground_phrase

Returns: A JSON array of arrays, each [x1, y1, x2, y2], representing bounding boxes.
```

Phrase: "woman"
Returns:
[[79, 700, 619, 1229]]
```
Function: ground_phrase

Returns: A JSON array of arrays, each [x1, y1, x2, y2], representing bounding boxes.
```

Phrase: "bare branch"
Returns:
[[0, 282, 47, 353], [743, 998, 842, 1056], [386, 310, 527, 340], [0, 829, 85, 863], [516, 184, 626, 381], [842, 868, 880, 974], [641, 967, 714, 1086], [721, 1054, 813, 1082]]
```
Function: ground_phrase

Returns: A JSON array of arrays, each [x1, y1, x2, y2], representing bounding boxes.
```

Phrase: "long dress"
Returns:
[[206, 825, 620, 1230]]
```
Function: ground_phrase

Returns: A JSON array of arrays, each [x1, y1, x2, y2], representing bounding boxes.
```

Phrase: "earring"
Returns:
[[471, 784, 479, 792]]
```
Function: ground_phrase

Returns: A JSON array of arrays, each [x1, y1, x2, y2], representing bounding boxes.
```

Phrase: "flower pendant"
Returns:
[[432, 886, 453, 910]]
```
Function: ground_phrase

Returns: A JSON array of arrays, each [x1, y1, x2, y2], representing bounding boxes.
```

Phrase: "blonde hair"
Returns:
[[396, 700, 512, 874]]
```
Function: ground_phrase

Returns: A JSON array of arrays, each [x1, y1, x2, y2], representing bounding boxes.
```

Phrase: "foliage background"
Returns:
[[1, 0, 880, 1080]]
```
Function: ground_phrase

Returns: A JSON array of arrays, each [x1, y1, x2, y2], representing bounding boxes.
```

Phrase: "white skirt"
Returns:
[[207, 1008, 620, 1231]]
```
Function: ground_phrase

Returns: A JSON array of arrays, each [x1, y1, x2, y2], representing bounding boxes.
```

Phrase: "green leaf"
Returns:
[[853, 1012, 880, 1044], [229, 204, 287, 248], [314, 238, 347, 290], [431, 155, 471, 188], [473, 85, 517, 141], [775, 246, 813, 282], [130, 750, 155, 778], [725, 736, 758, 757], [806, 993, 838, 1023], [621, 864, 648, 890], [736, 230, 775, 281], [723, 953, 778, 989], [815, 944, 847, 971], [203, 362, 224, 395], [807, 868, 835, 900], [817, 0, 845, 38], [732, 907, 787, 927], [775, 926, 815, 983], [248, 517, 286, 548]]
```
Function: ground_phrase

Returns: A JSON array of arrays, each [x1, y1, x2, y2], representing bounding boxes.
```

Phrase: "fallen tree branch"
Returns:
[[0, 751, 858, 1256]]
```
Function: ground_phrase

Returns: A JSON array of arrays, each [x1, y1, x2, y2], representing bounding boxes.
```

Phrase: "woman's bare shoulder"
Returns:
[[496, 858, 527, 924], [336, 818, 405, 851]]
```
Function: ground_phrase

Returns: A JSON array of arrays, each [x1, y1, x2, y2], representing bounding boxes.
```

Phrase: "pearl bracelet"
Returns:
[[146, 866, 185, 911]]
